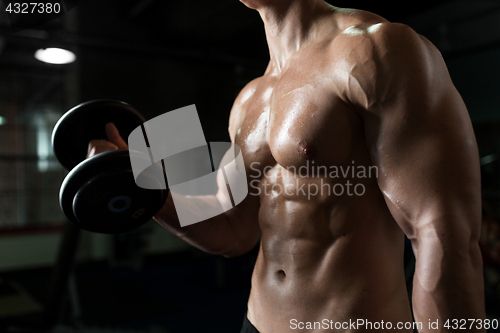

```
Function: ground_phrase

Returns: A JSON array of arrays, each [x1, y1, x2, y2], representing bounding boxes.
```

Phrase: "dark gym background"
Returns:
[[0, 0, 499, 332]]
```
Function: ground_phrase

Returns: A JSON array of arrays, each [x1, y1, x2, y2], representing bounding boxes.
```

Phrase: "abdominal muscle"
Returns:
[[246, 166, 414, 332]]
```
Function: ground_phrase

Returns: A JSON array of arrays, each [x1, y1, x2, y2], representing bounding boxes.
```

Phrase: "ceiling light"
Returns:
[[34, 47, 76, 65]]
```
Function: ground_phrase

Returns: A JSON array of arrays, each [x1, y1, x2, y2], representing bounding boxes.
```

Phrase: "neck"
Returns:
[[256, 0, 331, 71]]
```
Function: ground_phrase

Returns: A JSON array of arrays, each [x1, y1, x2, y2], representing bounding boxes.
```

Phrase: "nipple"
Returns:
[[297, 140, 315, 160]]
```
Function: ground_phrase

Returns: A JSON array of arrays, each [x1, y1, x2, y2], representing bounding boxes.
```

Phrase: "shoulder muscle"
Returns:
[[337, 22, 448, 112], [228, 77, 262, 142]]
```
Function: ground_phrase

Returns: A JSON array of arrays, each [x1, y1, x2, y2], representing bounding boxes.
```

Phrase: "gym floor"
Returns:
[[1, 248, 258, 333], [2, 242, 500, 332]]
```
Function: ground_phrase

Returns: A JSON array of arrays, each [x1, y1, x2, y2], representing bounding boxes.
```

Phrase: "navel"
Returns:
[[297, 140, 315, 160]]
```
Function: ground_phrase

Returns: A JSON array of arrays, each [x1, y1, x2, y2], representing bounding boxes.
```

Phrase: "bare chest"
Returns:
[[234, 64, 363, 179]]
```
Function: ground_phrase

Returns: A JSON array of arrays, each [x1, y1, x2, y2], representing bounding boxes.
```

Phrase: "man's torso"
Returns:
[[229, 9, 413, 332]]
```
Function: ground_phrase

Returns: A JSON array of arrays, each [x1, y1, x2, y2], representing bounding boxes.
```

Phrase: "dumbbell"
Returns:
[[52, 100, 169, 234]]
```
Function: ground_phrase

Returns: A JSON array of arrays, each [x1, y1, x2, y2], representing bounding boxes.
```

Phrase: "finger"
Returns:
[[87, 139, 118, 158], [105, 122, 129, 150]]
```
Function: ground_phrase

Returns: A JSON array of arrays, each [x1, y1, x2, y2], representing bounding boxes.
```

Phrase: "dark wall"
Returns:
[[74, 0, 268, 144], [447, 47, 500, 125], [78, 46, 253, 142]]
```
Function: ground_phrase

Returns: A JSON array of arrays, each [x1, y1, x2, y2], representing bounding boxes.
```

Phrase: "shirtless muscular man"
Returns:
[[89, 1, 486, 332]]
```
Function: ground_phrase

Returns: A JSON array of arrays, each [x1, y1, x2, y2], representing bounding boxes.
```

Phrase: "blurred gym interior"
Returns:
[[0, 0, 499, 332]]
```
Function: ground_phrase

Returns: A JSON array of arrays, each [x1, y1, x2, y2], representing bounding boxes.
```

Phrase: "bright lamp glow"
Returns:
[[35, 48, 76, 64]]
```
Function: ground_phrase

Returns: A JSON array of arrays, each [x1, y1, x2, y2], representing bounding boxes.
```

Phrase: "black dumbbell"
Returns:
[[52, 100, 169, 234]]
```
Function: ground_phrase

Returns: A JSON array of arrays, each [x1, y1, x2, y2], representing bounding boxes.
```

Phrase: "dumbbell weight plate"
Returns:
[[60, 150, 167, 234], [52, 100, 146, 171]]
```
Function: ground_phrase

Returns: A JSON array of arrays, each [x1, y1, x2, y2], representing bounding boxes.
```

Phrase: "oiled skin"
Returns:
[[232, 21, 413, 329], [89, 1, 486, 332]]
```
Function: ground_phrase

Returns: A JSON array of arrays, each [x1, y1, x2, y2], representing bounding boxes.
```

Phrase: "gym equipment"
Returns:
[[52, 100, 169, 234]]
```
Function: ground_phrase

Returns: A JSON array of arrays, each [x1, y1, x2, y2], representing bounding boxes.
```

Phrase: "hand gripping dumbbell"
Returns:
[[52, 100, 169, 234]]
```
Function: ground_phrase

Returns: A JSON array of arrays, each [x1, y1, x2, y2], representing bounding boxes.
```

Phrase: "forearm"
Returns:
[[412, 235, 486, 332], [154, 192, 257, 257]]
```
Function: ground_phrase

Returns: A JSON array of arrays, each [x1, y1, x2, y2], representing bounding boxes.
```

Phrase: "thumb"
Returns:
[[105, 122, 129, 149]]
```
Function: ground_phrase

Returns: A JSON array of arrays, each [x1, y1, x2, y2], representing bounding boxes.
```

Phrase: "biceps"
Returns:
[[368, 89, 481, 237], [215, 145, 261, 224]]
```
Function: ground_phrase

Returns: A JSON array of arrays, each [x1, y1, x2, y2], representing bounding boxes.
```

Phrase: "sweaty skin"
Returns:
[[90, 1, 485, 332]]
